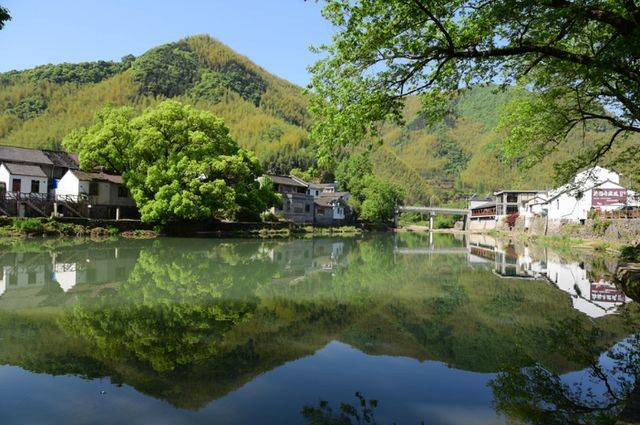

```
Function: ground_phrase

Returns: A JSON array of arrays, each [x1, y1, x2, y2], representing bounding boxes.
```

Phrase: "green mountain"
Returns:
[[0, 35, 634, 204], [0, 35, 313, 170]]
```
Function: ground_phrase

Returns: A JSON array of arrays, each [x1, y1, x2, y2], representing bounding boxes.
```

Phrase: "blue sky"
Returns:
[[0, 0, 335, 86]]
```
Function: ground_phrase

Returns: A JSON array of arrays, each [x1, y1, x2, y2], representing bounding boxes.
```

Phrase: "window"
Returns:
[[30, 180, 40, 193], [305, 204, 311, 213], [12, 178, 21, 192], [28, 271, 36, 285], [506, 193, 518, 203], [89, 182, 99, 196], [506, 205, 518, 214], [556, 200, 560, 209], [117, 186, 129, 198]]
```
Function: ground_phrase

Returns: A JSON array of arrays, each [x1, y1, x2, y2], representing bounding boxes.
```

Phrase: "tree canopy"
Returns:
[[63, 100, 279, 223], [0, 5, 10, 30], [310, 0, 640, 180], [336, 154, 404, 222]]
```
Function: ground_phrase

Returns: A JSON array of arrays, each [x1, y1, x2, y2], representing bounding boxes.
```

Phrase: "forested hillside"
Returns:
[[0, 35, 634, 204]]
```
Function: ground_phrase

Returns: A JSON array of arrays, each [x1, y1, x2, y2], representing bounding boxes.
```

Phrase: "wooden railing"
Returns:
[[595, 209, 640, 219]]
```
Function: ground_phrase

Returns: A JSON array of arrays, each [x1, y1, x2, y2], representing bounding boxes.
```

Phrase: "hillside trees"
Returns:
[[310, 0, 640, 182], [63, 100, 279, 223], [130, 42, 200, 97], [336, 154, 404, 222]]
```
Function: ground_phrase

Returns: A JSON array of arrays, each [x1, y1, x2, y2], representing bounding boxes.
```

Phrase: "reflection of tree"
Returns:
[[302, 393, 381, 425], [490, 309, 640, 424], [60, 242, 274, 372], [0, 235, 638, 414]]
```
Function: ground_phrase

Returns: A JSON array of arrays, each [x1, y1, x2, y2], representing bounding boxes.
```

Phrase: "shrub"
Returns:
[[592, 218, 611, 236], [260, 211, 280, 222], [434, 215, 455, 229], [11, 218, 45, 235], [621, 245, 640, 262]]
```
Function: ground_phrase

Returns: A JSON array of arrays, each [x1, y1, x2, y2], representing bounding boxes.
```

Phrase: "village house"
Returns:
[[0, 146, 82, 217], [494, 190, 544, 216], [266, 174, 315, 224], [523, 166, 639, 225], [307, 182, 337, 197], [55, 170, 138, 219], [313, 192, 351, 226], [468, 190, 545, 230], [266, 174, 352, 225], [0, 146, 79, 192], [0, 163, 48, 195]]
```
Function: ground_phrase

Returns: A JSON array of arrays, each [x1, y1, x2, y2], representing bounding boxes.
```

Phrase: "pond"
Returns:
[[0, 233, 638, 424]]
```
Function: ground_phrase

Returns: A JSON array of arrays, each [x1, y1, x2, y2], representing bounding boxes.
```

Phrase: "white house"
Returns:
[[0, 163, 48, 195], [308, 182, 337, 197], [523, 166, 634, 223], [55, 170, 135, 207], [314, 192, 351, 225]]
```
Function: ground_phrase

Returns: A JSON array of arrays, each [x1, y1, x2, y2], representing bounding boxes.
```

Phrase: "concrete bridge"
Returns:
[[394, 206, 469, 230]]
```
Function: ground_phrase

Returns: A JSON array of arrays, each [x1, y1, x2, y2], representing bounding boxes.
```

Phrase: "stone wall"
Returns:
[[468, 218, 497, 231], [521, 216, 640, 244]]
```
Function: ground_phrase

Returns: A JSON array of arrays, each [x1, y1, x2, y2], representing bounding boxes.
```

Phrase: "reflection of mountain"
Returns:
[[0, 234, 636, 413]]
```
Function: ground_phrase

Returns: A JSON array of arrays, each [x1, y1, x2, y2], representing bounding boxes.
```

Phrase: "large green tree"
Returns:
[[310, 1, 640, 179], [64, 100, 279, 223]]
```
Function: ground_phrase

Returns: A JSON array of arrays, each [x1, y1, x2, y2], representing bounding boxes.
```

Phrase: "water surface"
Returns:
[[0, 233, 638, 424]]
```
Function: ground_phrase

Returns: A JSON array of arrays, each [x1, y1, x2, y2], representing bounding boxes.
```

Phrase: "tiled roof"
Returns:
[[308, 182, 336, 189], [0, 146, 53, 166], [266, 174, 308, 188], [2, 162, 47, 177], [315, 192, 349, 207], [70, 170, 123, 184], [471, 201, 496, 210], [42, 150, 79, 169]]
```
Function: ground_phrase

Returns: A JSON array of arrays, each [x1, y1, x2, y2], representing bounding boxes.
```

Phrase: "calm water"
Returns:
[[0, 233, 638, 424]]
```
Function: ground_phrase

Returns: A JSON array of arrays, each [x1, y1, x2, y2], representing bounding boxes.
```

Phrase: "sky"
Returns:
[[0, 0, 335, 86]]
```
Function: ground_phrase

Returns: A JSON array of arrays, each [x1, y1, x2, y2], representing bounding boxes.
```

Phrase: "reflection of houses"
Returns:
[[466, 235, 630, 318], [0, 246, 139, 299], [533, 253, 629, 318], [0, 259, 48, 296], [264, 239, 348, 283], [466, 234, 533, 278]]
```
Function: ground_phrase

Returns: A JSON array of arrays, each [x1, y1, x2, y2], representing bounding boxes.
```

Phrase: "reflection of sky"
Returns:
[[0, 341, 503, 425], [1, 339, 630, 425]]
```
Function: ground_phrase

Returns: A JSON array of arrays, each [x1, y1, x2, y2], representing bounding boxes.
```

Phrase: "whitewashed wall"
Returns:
[[0, 165, 48, 194], [55, 171, 81, 200]]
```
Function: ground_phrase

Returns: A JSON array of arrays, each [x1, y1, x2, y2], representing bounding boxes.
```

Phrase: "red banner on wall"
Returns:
[[592, 188, 627, 208]]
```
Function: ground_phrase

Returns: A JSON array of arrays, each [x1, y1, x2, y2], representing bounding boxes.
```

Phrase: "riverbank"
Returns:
[[0, 217, 379, 240]]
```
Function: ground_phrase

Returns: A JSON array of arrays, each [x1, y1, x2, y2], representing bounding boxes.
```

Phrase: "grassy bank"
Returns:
[[0, 217, 366, 240], [486, 229, 624, 255], [0, 217, 158, 240], [202, 225, 364, 239]]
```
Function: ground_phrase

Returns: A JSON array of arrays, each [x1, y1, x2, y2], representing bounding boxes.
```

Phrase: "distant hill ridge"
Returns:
[[1, 35, 633, 203]]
